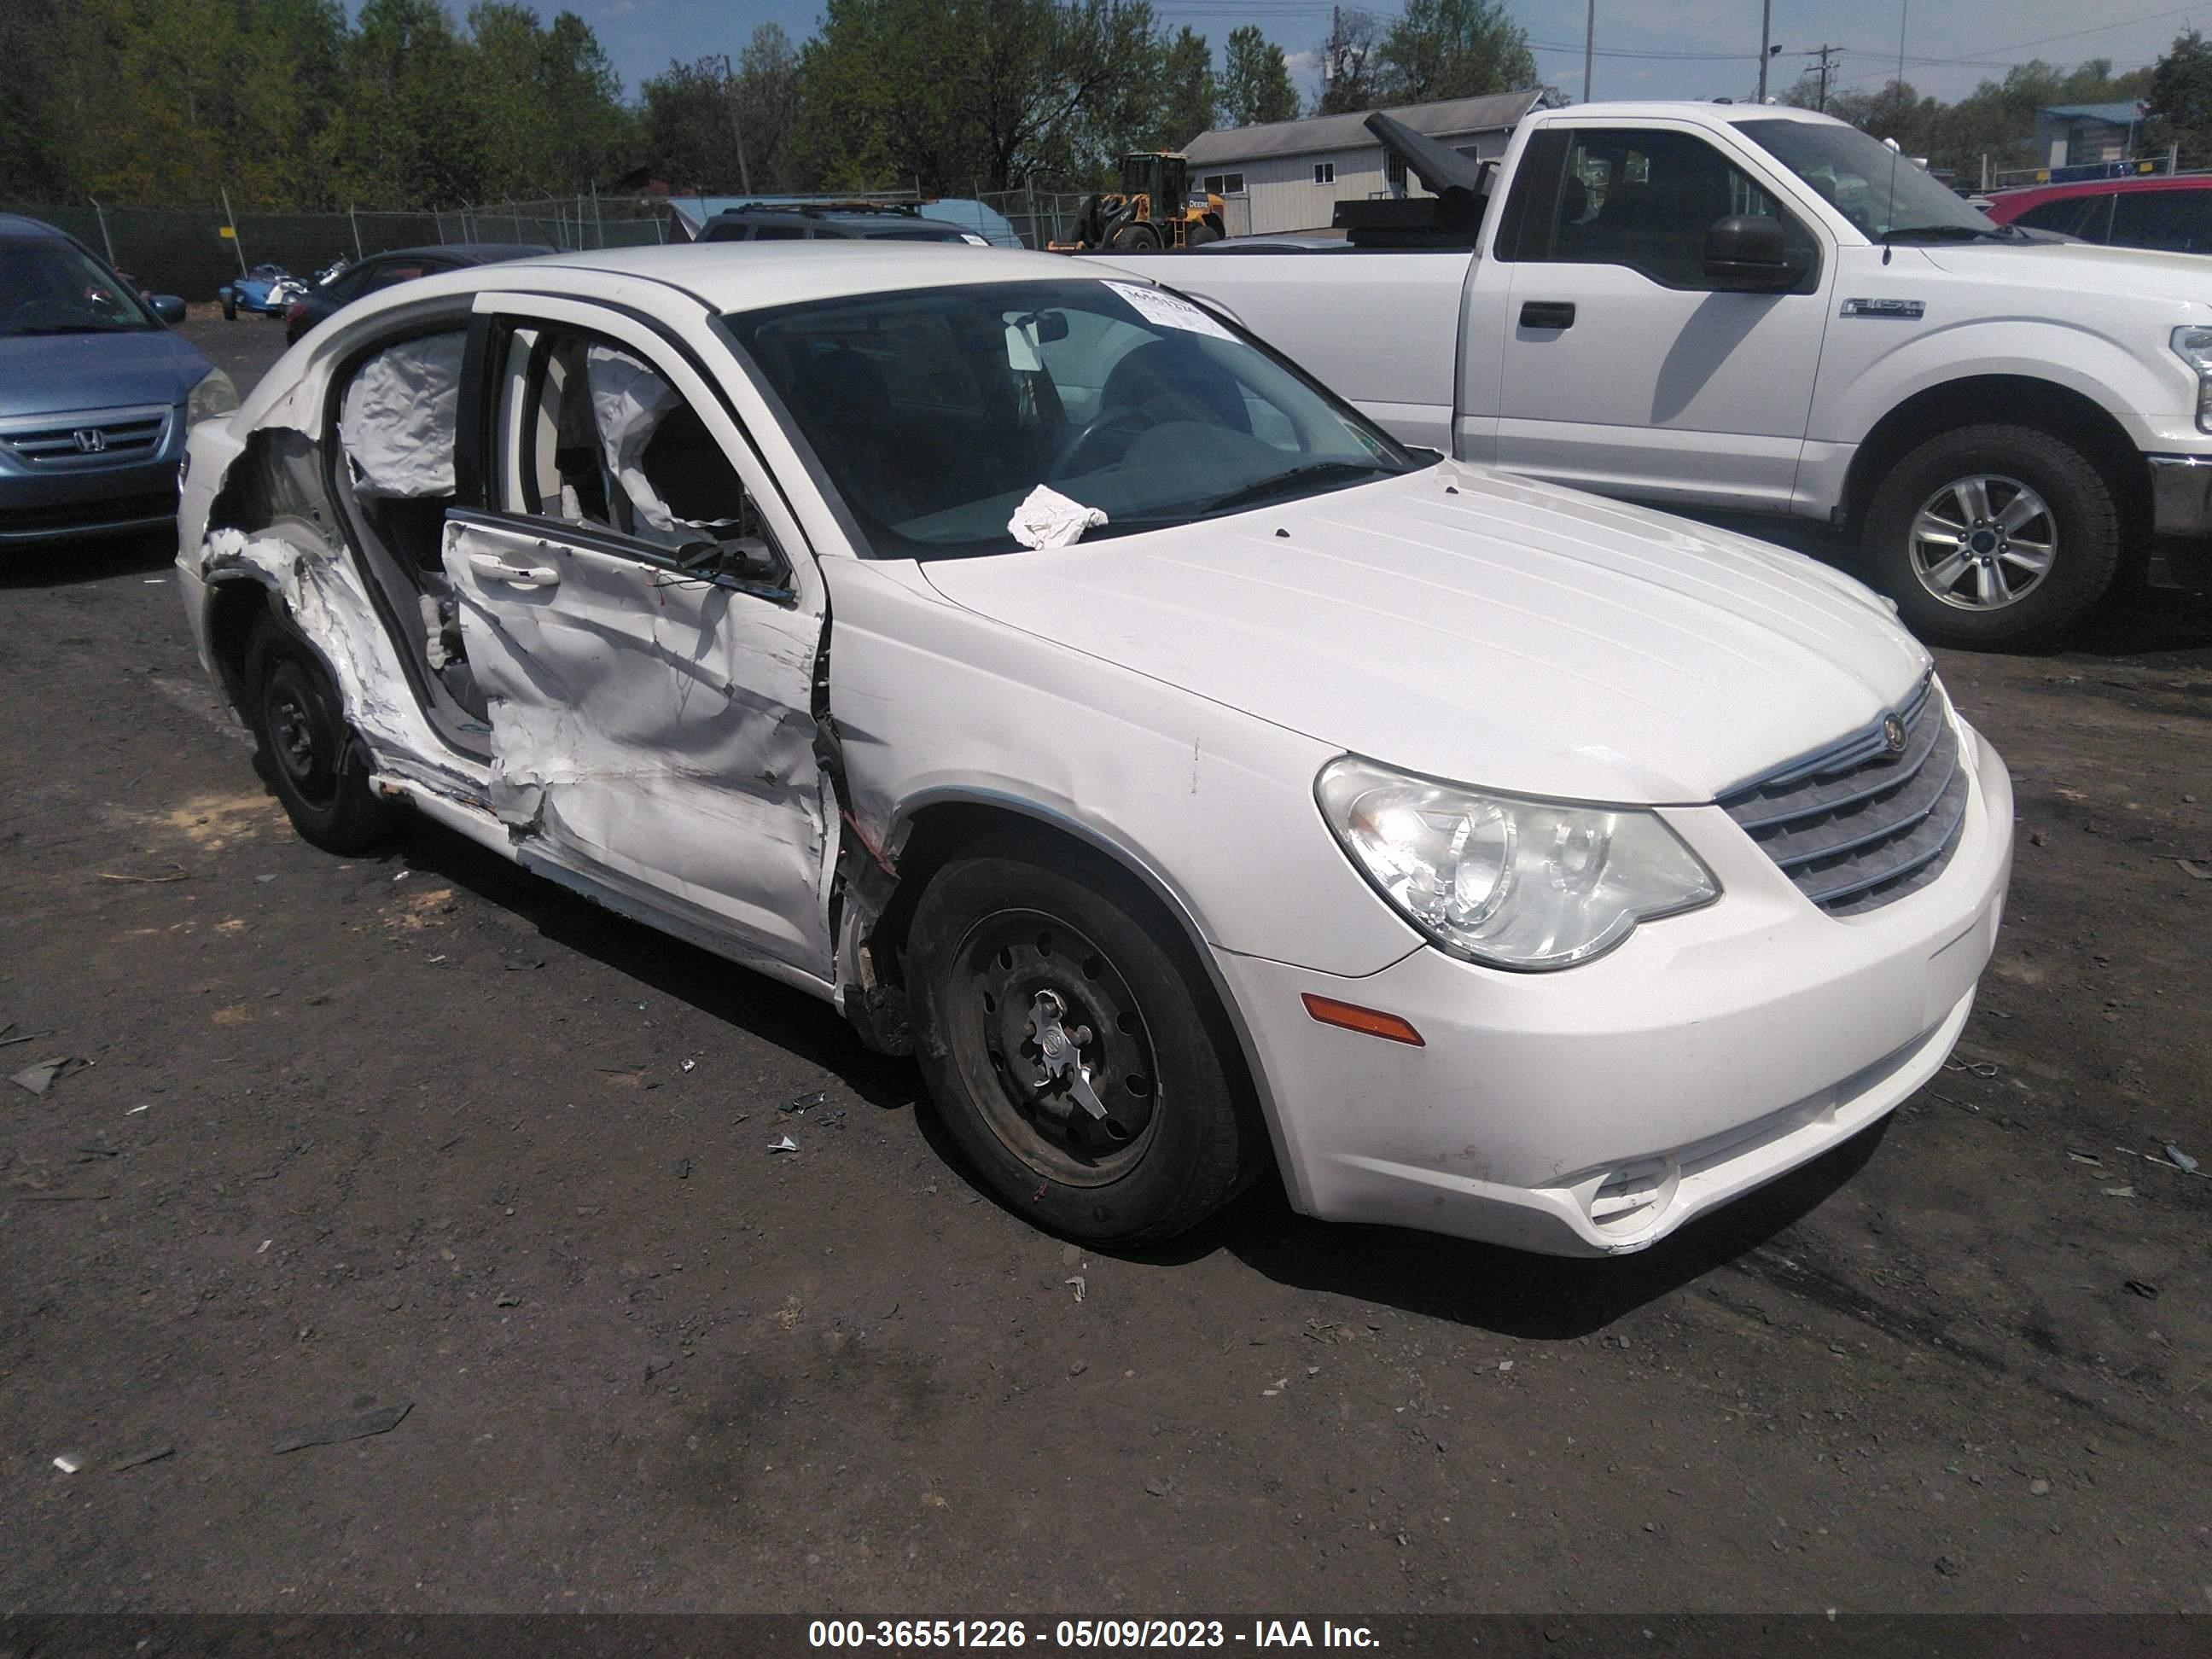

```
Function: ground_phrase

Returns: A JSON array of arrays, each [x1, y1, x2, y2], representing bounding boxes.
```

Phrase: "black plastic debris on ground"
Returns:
[[271, 1401, 411, 1454]]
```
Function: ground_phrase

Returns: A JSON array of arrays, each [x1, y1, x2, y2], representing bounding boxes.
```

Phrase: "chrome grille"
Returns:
[[0, 405, 170, 465], [1719, 675, 1969, 917]]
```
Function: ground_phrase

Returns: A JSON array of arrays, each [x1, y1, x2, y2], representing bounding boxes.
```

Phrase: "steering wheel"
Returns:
[[1052, 405, 1154, 480]]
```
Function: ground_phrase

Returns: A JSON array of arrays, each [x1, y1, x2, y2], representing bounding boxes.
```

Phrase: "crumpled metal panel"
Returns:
[[444, 517, 833, 975]]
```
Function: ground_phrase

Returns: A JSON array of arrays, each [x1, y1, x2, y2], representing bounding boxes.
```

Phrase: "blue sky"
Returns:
[[561, 0, 2197, 111]]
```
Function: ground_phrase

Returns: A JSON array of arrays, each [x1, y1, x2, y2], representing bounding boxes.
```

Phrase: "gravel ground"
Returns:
[[1, 318, 2207, 1615]]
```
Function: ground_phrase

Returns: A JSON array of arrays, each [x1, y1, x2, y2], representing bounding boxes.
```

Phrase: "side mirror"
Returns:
[[1703, 214, 1794, 291], [150, 294, 187, 324]]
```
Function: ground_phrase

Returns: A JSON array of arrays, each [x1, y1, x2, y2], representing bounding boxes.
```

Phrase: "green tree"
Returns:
[[1157, 26, 1215, 148], [1313, 7, 1383, 116], [799, 0, 1167, 193], [2147, 30, 2212, 160], [1376, 0, 1534, 105], [1220, 25, 1298, 127]]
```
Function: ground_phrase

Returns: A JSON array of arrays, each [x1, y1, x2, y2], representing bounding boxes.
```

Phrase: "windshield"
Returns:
[[0, 236, 158, 336], [723, 277, 1422, 559], [1738, 119, 2005, 242]]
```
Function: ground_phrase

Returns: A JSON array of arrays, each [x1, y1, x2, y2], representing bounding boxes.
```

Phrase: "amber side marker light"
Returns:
[[1300, 992, 1425, 1047]]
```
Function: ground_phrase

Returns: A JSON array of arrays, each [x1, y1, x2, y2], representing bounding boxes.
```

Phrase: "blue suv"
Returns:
[[1, 213, 232, 546]]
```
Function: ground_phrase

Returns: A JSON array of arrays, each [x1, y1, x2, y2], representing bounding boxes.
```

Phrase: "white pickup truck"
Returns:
[[1131, 102, 2212, 648]]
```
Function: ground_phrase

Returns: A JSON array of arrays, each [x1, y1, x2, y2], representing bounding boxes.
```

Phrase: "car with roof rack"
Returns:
[[697, 202, 990, 245]]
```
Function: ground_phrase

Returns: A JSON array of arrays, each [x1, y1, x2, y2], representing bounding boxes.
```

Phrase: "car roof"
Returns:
[[1988, 175, 2212, 207], [364, 242, 558, 262], [1530, 100, 1848, 129], [469, 242, 1072, 311], [0, 212, 69, 240]]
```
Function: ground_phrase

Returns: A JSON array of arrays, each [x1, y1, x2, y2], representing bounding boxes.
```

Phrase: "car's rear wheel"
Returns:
[[243, 614, 395, 854], [1861, 423, 2120, 649], [906, 841, 1262, 1248]]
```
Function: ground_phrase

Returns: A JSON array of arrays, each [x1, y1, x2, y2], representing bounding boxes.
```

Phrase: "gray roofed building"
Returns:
[[1179, 88, 1561, 237]]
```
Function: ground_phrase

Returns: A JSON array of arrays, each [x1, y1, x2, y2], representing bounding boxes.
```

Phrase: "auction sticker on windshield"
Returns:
[[1103, 281, 1233, 340]]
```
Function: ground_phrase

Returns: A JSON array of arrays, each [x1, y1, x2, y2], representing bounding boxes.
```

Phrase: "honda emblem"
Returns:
[[72, 428, 108, 454]]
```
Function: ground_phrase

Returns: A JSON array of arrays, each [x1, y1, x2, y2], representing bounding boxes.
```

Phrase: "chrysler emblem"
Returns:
[[1882, 714, 1906, 753], [72, 428, 107, 454]]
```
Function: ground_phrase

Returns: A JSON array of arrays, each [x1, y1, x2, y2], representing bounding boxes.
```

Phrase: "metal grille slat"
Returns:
[[1719, 678, 1970, 917], [1758, 723, 1959, 871], [0, 405, 171, 465], [1725, 688, 1944, 831]]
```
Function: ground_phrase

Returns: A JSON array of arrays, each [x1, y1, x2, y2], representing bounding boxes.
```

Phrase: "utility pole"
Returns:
[[1756, 0, 1773, 102], [1584, 0, 1596, 103], [1807, 43, 1843, 113], [724, 52, 755, 194]]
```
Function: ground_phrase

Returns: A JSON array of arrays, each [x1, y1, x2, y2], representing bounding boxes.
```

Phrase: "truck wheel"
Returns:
[[1109, 223, 1161, 252], [1862, 424, 2120, 649], [244, 614, 395, 854], [906, 840, 1262, 1249]]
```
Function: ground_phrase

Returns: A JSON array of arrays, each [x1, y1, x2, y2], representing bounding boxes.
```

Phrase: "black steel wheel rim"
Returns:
[[264, 661, 339, 811], [944, 907, 1162, 1186]]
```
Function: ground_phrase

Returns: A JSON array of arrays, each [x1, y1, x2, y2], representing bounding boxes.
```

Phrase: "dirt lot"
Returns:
[[2, 317, 2208, 1616]]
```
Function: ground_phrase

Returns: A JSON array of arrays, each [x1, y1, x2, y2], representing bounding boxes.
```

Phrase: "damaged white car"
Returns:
[[177, 245, 2014, 1254]]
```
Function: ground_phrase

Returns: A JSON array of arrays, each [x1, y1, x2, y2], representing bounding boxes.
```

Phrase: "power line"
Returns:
[[1805, 42, 1846, 112]]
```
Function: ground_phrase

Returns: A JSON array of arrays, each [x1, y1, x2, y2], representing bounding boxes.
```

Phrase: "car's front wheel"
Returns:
[[243, 614, 395, 854], [221, 291, 237, 322], [1861, 423, 2121, 649], [906, 840, 1263, 1248]]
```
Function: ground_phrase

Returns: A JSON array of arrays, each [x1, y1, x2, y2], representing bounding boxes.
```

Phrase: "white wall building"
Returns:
[[1183, 89, 1561, 237]]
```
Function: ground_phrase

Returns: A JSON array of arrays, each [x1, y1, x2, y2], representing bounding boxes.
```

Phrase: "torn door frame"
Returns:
[[183, 276, 885, 1009]]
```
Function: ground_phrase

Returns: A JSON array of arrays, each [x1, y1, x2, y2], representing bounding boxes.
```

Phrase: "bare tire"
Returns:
[[243, 614, 395, 854], [906, 840, 1263, 1248], [1861, 423, 2121, 649]]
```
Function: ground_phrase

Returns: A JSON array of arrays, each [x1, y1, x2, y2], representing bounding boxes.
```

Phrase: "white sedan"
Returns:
[[175, 244, 2013, 1254]]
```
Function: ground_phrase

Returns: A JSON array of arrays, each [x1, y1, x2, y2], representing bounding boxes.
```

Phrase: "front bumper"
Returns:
[[0, 404, 187, 546], [1217, 722, 2014, 1256]]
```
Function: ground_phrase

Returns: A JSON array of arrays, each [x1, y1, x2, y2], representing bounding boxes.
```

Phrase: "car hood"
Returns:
[[0, 329, 212, 417], [1919, 236, 2212, 296], [919, 463, 1931, 804]]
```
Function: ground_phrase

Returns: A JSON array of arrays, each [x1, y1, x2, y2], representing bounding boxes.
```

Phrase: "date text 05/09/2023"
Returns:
[[806, 1621, 1380, 1650]]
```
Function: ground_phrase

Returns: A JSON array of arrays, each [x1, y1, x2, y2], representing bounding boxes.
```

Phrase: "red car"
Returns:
[[1982, 175, 2212, 253]]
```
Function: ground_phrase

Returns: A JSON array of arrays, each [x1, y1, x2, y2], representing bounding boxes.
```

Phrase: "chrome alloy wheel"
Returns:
[[1908, 473, 2055, 611]]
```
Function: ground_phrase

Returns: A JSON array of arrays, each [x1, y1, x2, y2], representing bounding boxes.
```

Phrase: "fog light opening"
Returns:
[[1589, 1160, 1676, 1235]]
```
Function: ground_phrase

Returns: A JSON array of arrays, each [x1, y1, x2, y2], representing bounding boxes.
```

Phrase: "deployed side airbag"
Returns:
[[337, 331, 467, 498]]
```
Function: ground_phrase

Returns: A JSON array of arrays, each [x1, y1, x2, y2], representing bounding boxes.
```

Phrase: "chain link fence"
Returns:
[[3, 195, 674, 300], [975, 187, 1093, 250]]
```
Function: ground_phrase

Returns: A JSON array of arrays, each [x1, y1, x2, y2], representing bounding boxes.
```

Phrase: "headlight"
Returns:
[[187, 368, 239, 428], [2171, 326, 2212, 432], [1316, 757, 1720, 970]]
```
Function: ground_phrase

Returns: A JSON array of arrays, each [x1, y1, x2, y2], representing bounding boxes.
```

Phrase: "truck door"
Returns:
[[1487, 124, 1832, 511]]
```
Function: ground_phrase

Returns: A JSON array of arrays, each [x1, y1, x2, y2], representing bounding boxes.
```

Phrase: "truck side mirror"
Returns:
[[1703, 215, 1794, 291]]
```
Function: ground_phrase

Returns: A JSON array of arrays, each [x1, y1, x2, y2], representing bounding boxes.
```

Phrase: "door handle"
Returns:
[[1519, 301, 1576, 330], [470, 553, 560, 588]]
